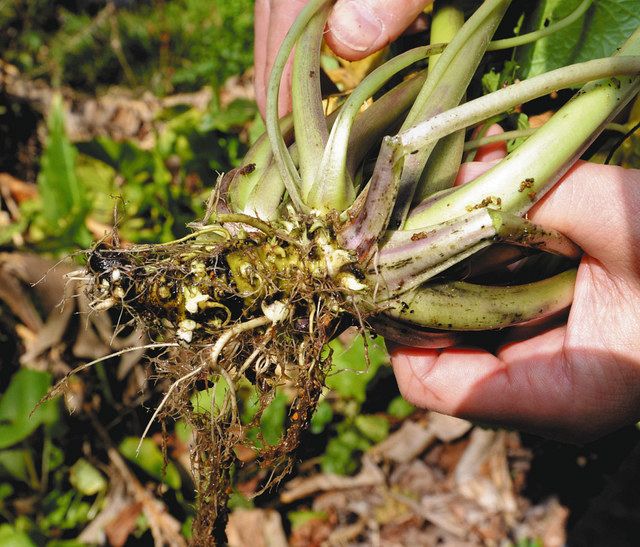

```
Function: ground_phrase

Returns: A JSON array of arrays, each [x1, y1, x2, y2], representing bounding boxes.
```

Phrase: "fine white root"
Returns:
[[137, 364, 206, 456], [136, 315, 273, 455], [65, 343, 180, 379]]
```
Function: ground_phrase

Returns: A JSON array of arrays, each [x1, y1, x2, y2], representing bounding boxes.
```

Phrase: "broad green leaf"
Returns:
[[69, 458, 107, 496], [260, 391, 288, 446], [354, 415, 389, 444], [325, 336, 389, 404], [227, 491, 254, 510], [310, 400, 333, 434], [40, 490, 91, 531], [0, 524, 35, 547], [0, 369, 59, 449], [0, 449, 31, 483], [518, 0, 640, 77], [190, 375, 230, 415], [0, 483, 14, 501], [320, 423, 371, 475], [36, 94, 91, 246], [119, 438, 181, 490], [387, 396, 415, 419]]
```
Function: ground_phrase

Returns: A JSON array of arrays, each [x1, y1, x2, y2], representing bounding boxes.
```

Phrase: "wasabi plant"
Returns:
[[52, 0, 639, 541]]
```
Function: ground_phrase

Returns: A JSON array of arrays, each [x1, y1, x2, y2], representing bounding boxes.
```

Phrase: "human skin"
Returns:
[[392, 159, 640, 442], [254, 0, 434, 116], [254, 0, 640, 441]]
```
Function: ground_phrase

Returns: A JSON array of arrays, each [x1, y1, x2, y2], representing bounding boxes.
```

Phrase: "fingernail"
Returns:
[[330, 1, 383, 53]]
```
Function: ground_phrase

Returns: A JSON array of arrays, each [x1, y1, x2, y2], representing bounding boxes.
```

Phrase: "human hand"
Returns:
[[391, 156, 640, 442], [254, 0, 434, 117]]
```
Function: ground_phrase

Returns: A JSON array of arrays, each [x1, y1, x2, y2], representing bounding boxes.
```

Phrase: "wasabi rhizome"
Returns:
[[54, 0, 639, 540]]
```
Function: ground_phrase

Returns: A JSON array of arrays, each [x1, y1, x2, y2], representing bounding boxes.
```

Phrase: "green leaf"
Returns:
[[0, 369, 59, 449], [0, 483, 14, 502], [69, 458, 107, 496], [36, 94, 91, 247], [119, 438, 182, 490], [310, 400, 333, 434], [387, 396, 415, 419], [0, 524, 35, 547], [288, 510, 327, 530], [0, 449, 31, 483], [190, 375, 230, 415], [325, 336, 389, 404], [320, 423, 371, 475], [518, 0, 640, 77], [200, 99, 257, 133], [40, 490, 91, 531], [227, 491, 254, 510], [260, 391, 288, 446], [354, 415, 389, 443]]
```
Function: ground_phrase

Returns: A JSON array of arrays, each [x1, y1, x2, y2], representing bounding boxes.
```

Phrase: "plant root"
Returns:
[[76, 211, 370, 544]]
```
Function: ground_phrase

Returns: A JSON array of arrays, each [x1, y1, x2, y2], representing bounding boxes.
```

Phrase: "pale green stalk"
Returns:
[[229, 116, 293, 212], [265, 0, 332, 212], [486, 0, 593, 52], [390, 0, 511, 228], [401, 52, 640, 228], [386, 269, 577, 330], [414, 0, 466, 203], [463, 123, 628, 151], [307, 44, 446, 211], [293, 3, 331, 198]]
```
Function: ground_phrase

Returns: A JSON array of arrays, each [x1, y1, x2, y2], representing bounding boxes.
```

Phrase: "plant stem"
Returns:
[[400, 58, 640, 156], [372, 207, 579, 299], [337, 136, 403, 260], [385, 268, 577, 330], [463, 122, 628, 151], [486, 0, 593, 51], [293, 3, 331, 198], [308, 44, 446, 211], [229, 115, 293, 213], [414, 0, 466, 203], [390, 0, 511, 228], [402, 54, 640, 228], [265, 0, 332, 212]]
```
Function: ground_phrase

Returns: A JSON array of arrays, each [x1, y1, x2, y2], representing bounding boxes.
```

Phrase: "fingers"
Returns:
[[254, 0, 434, 117], [254, 0, 307, 118], [390, 327, 572, 435], [390, 312, 640, 441], [471, 124, 507, 162], [254, 0, 270, 117], [326, 0, 434, 61], [529, 161, 640, 277]]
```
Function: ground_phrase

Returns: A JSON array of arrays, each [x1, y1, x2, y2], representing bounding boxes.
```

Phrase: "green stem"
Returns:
[[385, 268, 577, 330], [402, 54, 640, 229], [414, 0, 466, 203], [266, 0, 332, 212], [429, 0, 465, 71], [229, 115, 293, 213], [293, 3, 331, 198], [245, 74, 428, 219], [307, 44, 446, 211], [486, 0, 593, 52], [400, 57, 640, 156], [463, 122, 629, 151], [391, 0, 511, 228]]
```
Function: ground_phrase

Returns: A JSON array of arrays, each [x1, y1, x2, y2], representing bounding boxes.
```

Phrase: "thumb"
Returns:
[[326, 0, 434, 61]]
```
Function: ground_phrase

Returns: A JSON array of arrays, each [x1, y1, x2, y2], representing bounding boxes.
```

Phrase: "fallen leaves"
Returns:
[[277, 411, 566, 546]]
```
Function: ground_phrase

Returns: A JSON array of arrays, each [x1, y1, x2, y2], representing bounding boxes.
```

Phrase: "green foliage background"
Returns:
[[2, 0, 640, 543], [0, 0, 254, 95]]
